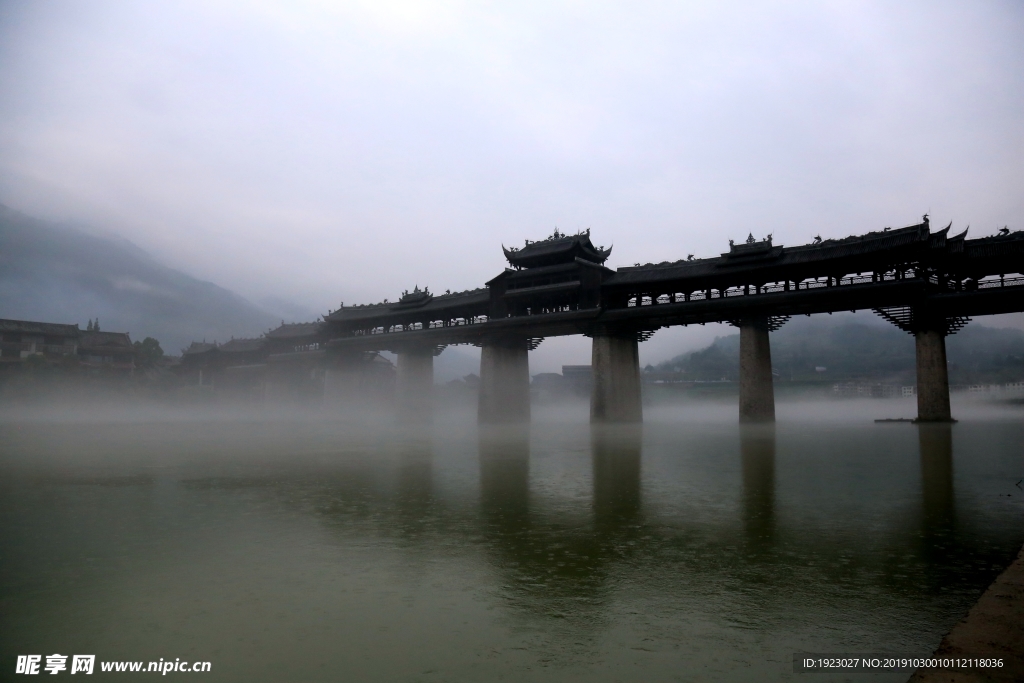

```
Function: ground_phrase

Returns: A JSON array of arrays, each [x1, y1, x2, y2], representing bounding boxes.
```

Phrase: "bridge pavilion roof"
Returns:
[[265, 322, 324, 339], [218, 337, 266, 353], [182, 341, 217, 357], [325, 288, 489, 327], [503, 230, 611, 269], [961, 229, 1024, 259], [607, 219, 937, 286]]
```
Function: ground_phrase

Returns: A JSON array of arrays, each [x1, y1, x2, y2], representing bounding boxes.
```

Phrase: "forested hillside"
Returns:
[[0, 204, 284, 353], [653, 315, 1024, 385]]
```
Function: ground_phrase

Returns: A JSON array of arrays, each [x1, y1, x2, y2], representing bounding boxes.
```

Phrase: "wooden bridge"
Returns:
[[253, 216, 1023, 424]]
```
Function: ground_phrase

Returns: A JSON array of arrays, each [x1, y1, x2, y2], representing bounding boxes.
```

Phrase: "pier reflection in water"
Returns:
[[919, 423, 955, 537], [479, 426, 530, 526], [396, 437, 434, 536], [1, 416, 1022, 682], [591, 425, 643, 528], [740, 424, 776, 551], [477, 425, 645, 621]]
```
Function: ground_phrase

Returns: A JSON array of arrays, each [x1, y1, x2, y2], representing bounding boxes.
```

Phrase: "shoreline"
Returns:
[[909, 543, 1024, 682]]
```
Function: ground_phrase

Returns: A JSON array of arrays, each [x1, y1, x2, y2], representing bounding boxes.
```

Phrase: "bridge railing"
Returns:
[[621, 269, 951, 308], [621, 269, 1024, 308], [350, 315, 491, 337], [427, 316, 490, 328], [977, 274, 1024, 289]]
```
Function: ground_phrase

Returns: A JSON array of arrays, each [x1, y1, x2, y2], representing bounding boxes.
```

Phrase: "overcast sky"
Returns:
[[1, 0, 1022, 369]]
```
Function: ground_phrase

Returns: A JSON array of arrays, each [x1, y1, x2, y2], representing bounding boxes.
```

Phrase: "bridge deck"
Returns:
[[325, 275, 1024, 352]]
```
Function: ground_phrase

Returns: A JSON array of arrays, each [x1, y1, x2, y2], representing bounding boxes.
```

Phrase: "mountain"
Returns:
[[0, 204, 287, 354], [653, 315, 1024, 385]]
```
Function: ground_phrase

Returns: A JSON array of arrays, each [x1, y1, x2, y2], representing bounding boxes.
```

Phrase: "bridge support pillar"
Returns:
[[324, 352, 362, 406], [590, 333, 642, 424], [739, 317, 775, 423], [396, 348, 434, 422], [325, 351, 396, 411], [478, 340, 531, 424], [915, 328, 952, 422]]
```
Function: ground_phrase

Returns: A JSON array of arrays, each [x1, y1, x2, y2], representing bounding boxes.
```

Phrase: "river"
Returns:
[[1, 398, 1021, 681]]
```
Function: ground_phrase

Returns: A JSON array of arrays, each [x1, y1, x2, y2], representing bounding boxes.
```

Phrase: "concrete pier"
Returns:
[[396, 348, 434, 422], [738, 318, 775, 423], [915, 328, 953, 422], [478, 340, 531, 424], [324, 352, 392, 410], [590, 333, 642, 424]]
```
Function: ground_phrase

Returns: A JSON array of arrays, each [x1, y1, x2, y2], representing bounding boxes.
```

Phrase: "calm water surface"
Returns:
[[1, 399, 1022, 682]]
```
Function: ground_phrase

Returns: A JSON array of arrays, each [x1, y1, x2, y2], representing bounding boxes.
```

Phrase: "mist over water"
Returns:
[[2, 1, 1023, 678], [1, 397, 1022, 681]]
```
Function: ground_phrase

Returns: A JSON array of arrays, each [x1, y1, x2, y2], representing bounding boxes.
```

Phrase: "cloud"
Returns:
[[1, 0, 1022, 362], [110, 276, 155, 294]]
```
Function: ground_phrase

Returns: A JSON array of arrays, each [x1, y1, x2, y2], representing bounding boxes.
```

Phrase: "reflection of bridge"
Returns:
[[302, 217, 1023, 423], [183, 422, 972, 623]]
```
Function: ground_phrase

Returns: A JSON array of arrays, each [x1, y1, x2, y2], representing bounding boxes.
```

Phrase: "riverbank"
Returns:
[[910, 543, 1024, 682]]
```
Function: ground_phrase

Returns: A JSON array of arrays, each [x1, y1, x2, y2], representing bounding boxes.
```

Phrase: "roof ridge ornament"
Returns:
[[723, 233, 780, 261]]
